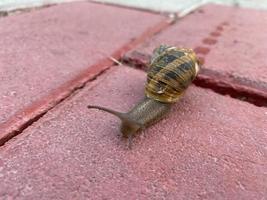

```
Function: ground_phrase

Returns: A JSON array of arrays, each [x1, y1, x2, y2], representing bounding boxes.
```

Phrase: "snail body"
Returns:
[[88, 98, 170, 141], [87, 45, 200, 146]]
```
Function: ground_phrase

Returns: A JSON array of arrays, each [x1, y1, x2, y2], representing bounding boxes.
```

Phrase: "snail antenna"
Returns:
[[87, 105, 143, 138], [87, 105, 126, 120]]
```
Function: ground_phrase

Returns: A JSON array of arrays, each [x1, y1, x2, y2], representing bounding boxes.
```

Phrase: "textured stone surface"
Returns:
[[0, 66, 266, 199], [123, 4, 267, 103], [123, 4, 236, 64], [204, 6, 267, 88], [0, 1, 166, 125]]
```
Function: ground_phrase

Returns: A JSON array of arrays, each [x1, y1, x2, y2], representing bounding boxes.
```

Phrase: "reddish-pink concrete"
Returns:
[[0, 2, 170, 145], [123, 4, 267, 105], [0, 67, 266, 199], [123, 4, 235, 54], [204, 6, 267, 85]]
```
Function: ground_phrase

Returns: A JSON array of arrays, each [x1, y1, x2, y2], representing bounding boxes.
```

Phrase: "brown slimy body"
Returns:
[[88, 98, 171, 138]]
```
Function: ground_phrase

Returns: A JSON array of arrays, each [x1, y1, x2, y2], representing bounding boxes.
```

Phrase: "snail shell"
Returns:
[[145, 45, 200, 103]]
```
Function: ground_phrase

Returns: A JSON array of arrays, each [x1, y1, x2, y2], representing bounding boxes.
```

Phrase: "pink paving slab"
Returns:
[[0, 66, 266, 199]]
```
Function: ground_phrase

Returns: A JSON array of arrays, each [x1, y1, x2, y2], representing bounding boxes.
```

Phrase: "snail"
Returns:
[[87, 45, 200, 147]]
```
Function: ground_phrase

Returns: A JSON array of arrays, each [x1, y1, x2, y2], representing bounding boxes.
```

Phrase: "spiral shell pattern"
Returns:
[[145, 45, 200, 103]]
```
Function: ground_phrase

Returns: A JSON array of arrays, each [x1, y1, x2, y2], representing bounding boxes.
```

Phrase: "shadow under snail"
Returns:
[[87, 45, 201, 148]]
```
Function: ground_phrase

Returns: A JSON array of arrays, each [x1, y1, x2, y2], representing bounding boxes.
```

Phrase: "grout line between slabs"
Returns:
[[0, 67, 113, 151], [0, 61, 112, 147], [194, 70, 267, 107], [0, 18, 173, 147]]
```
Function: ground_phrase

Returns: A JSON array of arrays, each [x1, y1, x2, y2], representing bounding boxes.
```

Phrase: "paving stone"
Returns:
[[0, 1, 168, 143], [123, 4, 267, 105], [0, 66, 266, 199]]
